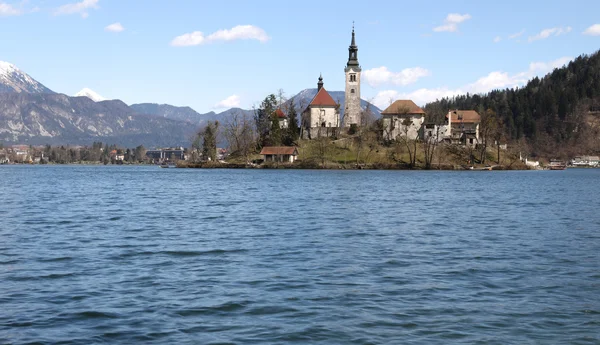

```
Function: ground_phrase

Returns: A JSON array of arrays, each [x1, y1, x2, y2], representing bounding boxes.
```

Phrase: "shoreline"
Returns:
[[176, 161, 531, 171]]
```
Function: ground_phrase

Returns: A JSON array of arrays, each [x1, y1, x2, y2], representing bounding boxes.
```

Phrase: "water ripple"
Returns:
[[0, 166, 599, 344]]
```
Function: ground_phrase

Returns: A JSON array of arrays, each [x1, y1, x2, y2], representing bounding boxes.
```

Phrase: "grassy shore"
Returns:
[[178, 138, 530, 170]]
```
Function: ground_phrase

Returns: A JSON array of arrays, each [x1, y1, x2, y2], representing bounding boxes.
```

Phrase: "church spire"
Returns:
[[317, 73, 323, 91], [347, 23, 359, 68]]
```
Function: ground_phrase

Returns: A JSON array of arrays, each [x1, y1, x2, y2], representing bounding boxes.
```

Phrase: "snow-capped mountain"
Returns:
[[74, 87, 106, 102], [0, 61, 55, 94]]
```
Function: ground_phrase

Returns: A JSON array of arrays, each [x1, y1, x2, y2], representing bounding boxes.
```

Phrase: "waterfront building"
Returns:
[[260, 146, 299, 163]]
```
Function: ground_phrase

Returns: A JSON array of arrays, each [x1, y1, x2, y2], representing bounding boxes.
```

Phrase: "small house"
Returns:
[[260, 146, 299, 163]]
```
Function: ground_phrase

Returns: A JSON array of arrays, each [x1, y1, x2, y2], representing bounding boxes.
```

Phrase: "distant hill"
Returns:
[[0, 93, 192, 147], [286, 88, 382, 118], [130, 103, 205, 124]]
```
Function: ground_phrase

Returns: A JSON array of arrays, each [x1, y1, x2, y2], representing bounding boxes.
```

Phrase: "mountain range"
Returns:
[[0, 61, 380, 147]]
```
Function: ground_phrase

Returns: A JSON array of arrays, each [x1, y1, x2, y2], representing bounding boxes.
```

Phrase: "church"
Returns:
[[301, 27, 362, 139]]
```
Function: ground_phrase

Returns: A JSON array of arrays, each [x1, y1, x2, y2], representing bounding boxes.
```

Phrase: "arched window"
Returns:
[[351, 89, 355, 94]]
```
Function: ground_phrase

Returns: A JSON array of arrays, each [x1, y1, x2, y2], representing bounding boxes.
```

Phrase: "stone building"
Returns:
[[301, 75, 339, 139], [343, 27, 361, 127], [447, 110, 480, 146], [381, 100, 426, 141]]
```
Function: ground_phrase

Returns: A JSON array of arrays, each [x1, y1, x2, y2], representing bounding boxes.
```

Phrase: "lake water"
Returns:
[[0, 166, 599, 344]]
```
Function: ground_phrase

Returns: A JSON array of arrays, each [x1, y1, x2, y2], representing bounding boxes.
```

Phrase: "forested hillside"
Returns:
[[424, 50, 600, 157]]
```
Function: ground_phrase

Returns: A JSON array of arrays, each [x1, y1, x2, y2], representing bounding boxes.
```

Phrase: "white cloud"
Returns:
[[54, 0, 99, 18], [528, 26, 572, 42], [583, 24, 600, 36], [171, 31, 205, 46], [171, 25, 270, 47], [214, 95, 241, 109], [509, 29, 525, 39], [0, 2, 21, 16], [374, 88, 465, 109], [363, 66, 431, 87], [373, 56, 572, 108], [433, 13, 471, 32], [493, 36, 501, 43], [105, 22, 124, 33]]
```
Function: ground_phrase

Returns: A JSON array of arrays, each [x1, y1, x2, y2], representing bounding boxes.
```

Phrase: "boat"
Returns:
[[159, 163, 169, 168], [549, 159, 567, 170]]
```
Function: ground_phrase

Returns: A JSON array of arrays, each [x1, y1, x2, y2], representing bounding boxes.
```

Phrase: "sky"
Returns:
[[1, 0, 600, 113]]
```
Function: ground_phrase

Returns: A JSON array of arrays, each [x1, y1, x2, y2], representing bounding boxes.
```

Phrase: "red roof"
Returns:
[[309, 87, 337, 107], [381, 100, 425, 115], [260, 146, 298, 155], [275, 109, 287, 118], [447, 110, 480, 123]]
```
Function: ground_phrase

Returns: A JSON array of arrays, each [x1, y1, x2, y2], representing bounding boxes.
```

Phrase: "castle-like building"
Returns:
[[302, 27, 361, 138]]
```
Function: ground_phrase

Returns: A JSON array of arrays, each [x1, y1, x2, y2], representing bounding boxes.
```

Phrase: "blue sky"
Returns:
[[1, 0, 600, 112]]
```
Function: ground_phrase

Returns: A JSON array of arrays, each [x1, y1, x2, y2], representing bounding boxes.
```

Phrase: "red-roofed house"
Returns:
[[381, 100, 426, 140], [301, 75, 339, 139], [446, 110, 481, 146], [275, 108, 289, 129], [260, 146, 299, 163]]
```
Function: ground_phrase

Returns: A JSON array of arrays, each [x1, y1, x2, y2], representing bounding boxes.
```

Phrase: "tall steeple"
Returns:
[[347, 22, 359, 68], [343, 23, 361, 128]]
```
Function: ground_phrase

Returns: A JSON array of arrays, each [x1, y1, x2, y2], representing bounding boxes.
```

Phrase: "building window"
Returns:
[[351, 89, 355, 94], [350, 74, 356, 82]]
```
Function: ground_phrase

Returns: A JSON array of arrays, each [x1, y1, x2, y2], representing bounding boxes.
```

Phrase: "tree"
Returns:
[[354, 102, 377, 165], [224, 110, 256, 163], [134, 145, 146, 163], [284, 98, 300, 145], [254, 94, 277, 148], [394, 117, 418, 168], [198, 121, 219, 161], [477, 109, 499, 164], [422, 124, 441, 169]]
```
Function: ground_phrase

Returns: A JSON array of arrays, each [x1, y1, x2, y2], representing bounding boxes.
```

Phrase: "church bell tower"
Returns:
[[343, 24, 361, 127]]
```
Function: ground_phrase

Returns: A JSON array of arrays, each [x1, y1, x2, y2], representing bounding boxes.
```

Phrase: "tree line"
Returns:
[[424, 50, 600, 157]]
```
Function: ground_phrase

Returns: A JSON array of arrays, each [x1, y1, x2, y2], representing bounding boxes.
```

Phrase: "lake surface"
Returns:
[[1, 166, 599, 344]]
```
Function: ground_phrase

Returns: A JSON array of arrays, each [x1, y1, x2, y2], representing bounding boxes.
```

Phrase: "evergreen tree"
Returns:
[[201, 121, 219, 161], [254, 94, 277, 148], [284, 98, 300, 145]]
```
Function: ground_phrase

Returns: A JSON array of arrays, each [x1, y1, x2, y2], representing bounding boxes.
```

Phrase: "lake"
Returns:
[[1, 166, 599, 344]]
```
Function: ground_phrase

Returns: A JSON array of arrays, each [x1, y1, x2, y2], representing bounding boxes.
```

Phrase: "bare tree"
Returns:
[[224, 110, 256, 163], [354, 101, 377, 165], [422, 124, 440, 169], [477, 108, 499, 164], [394, 117, 418, 168]]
